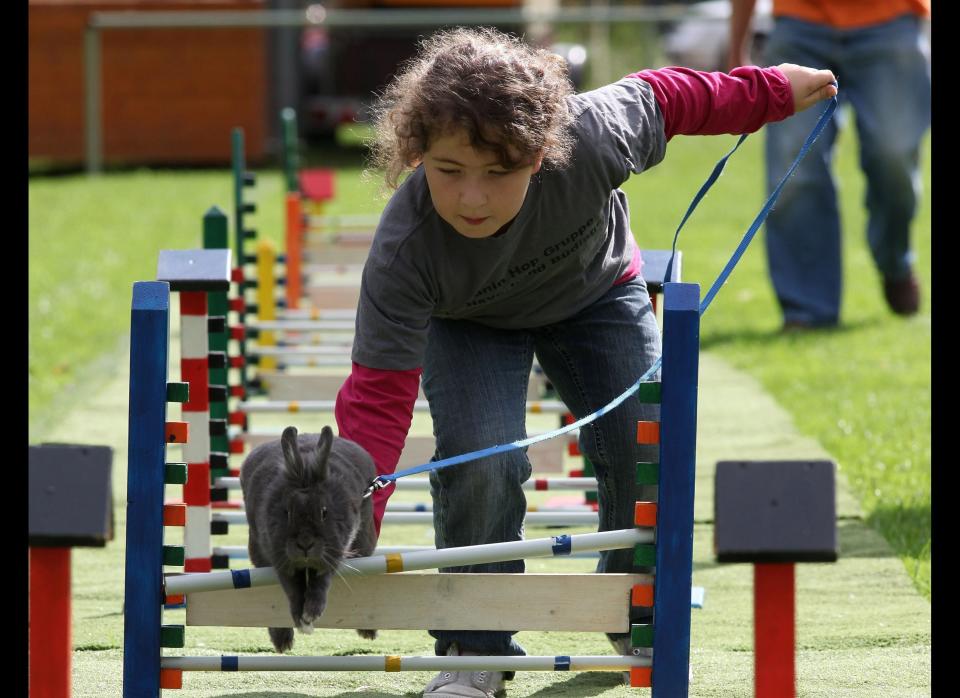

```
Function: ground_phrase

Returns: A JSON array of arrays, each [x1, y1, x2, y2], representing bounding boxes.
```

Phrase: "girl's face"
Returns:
[[421, 129, 543, 239]]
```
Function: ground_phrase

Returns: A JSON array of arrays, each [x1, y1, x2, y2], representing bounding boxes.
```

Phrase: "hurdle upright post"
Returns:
[[649, 281, 700, 696], [123, 281, 177, 697], [157, 248, 234, 575]]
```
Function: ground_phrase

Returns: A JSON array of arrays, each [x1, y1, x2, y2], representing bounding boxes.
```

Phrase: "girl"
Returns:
[[335, 26, 836, 698]]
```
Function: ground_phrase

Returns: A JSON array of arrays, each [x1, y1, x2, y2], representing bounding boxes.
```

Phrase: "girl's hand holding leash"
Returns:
[[777, 63, 839, 112]]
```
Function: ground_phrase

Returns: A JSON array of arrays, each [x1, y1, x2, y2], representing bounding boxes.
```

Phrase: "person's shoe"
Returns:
[[423, 644, 507, 698], [883, 273, 920, 316]]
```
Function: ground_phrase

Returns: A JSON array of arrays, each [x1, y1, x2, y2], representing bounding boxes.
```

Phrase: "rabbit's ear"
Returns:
[[281, 426, 307, 483], [312, 426, 334, 484]]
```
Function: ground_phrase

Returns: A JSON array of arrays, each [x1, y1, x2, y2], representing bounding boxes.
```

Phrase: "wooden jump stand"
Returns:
[[29, 443, 114, 697], [714, 459, 838, 697], [122, 239, 703, 695]]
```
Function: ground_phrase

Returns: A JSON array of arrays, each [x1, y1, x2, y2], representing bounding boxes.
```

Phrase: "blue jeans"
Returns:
[[421, 276, 662, 656], [762, 14, 930, 325]]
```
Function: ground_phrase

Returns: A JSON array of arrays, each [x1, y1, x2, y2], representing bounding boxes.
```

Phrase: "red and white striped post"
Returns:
[[180, 291, 212, 572]]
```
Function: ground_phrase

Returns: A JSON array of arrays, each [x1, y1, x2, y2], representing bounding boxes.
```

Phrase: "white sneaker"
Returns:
[[422, 644, 507, 698]]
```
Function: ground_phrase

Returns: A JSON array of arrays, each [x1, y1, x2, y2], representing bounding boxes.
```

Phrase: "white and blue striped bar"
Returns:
[[213, 476, 598, 492], [210, 510, 601, 526], [383, 502, 597, 513], [164, 528, 650, 594], [213, 474, 596, 493], [237, 399, 570, 414], [161, 654, 648, 673], [212, 544, 603, 560]]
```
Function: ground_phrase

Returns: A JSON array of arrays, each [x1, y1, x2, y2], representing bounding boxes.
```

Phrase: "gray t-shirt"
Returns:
[[353, 76, 666, 371]]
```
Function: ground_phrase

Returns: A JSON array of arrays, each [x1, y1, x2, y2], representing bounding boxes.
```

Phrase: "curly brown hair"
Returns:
[[368, 26, 576, 189]]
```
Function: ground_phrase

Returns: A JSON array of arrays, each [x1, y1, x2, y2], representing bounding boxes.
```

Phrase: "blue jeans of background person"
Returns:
[[762, 14, 930, 326], [421, 276, 662, 657]]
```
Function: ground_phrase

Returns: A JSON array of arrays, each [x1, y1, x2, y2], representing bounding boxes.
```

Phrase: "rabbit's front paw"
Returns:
[[301, 594, 327, 626], [297, 617, 315, 634], [269, 627, 294, 653], [356, 628, 378, 640]]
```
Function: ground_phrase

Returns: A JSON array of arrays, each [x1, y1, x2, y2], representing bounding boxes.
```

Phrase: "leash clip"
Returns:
[[362, 476, 388, 499]]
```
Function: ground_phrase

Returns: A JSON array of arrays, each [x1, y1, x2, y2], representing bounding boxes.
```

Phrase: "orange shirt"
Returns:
[[774, 0, 930, 29]]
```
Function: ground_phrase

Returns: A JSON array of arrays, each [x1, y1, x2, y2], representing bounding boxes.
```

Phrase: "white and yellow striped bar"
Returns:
[[161, 654, 649, 673], [164, 527, 650, 595], [237, 399, 570, 414]]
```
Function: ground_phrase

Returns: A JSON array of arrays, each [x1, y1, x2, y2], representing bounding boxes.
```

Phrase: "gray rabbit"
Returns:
[[240, 424, 378, 653]]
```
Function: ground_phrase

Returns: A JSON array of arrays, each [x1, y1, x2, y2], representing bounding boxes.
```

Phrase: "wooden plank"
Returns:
[[186, 573, 648, 632]]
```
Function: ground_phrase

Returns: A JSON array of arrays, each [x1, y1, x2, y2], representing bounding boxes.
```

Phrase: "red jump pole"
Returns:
[[754, 562, 795, 698], [285, 191, 303, 310], [29, 546, 72, 698]]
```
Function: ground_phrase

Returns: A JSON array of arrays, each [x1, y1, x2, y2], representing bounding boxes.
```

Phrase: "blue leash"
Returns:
[[363, 91, 839, 499]]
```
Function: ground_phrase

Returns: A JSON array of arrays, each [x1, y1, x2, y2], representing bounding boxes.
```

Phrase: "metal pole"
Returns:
[[160, 654, 650, 672], [83, 26, 102, 174]]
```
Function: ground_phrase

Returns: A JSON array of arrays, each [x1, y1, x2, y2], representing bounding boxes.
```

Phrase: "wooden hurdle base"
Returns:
[[186, 573, 650, 632]]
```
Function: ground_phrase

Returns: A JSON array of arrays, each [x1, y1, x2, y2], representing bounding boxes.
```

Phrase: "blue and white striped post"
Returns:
[[652, 281, 700, 697], [122, 281, 171, 697]]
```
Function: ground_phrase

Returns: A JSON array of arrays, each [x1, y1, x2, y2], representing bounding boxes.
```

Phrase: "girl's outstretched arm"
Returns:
[[630, 65, 834, 140]]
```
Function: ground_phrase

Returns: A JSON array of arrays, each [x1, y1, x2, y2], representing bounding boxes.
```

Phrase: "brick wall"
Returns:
[[29, 0, 267, 167]]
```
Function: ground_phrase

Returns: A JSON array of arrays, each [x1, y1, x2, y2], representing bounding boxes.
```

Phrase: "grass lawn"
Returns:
[[29, 109, 930, 604]]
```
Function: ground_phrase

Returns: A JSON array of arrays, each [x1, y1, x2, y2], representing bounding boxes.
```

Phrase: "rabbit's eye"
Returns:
[[320, 507, 328, 521]]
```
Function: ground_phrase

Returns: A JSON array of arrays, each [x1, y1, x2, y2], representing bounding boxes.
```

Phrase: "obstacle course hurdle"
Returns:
[[715, 460, 838, 697], [122, 267, 702, 695], [29, 443, 114, 697]]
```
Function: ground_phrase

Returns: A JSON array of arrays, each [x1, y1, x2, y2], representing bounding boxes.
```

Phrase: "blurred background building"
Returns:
[[30, 0, 767, 169]]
